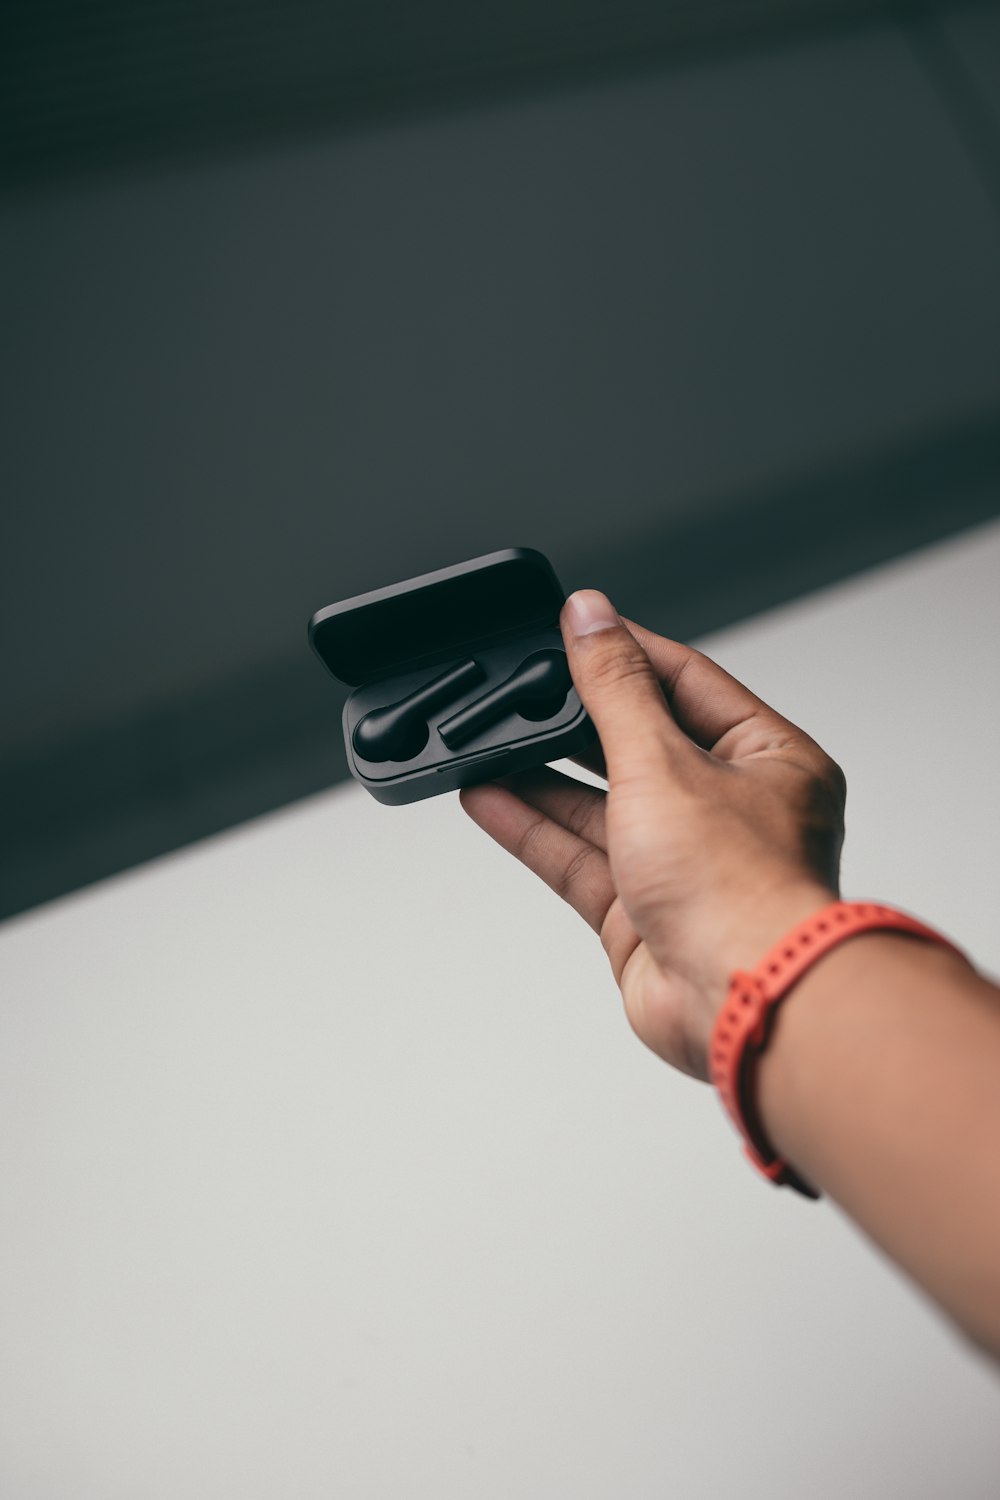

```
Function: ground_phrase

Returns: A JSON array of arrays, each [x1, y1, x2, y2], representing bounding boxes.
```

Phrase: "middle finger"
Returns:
[[496, 765, 608, 852]]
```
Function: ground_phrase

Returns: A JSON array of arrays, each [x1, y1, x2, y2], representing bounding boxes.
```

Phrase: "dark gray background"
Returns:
[[2, 1, 999, 918]]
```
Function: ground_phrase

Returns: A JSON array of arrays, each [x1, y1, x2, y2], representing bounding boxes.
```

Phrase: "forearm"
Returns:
[[757, 932, 1000, 1358]]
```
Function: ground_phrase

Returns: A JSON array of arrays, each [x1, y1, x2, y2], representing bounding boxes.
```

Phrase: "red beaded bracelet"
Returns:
[[709, 899, 965, 1199]]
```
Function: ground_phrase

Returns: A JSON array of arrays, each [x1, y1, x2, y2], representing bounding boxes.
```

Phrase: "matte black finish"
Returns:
[[352, 657, 485, 762], [309, 548, 565, 686], [308, 549, 596, 804], [438, 649, 572, 750]]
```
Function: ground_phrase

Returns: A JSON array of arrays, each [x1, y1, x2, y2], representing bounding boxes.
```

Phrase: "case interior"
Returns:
[[308, 548, 594, 799]]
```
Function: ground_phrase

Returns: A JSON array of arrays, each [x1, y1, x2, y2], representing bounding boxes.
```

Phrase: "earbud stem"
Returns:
[[438, 650, 570, 749]]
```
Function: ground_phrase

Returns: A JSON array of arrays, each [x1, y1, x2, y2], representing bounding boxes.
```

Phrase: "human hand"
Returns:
[[459, 590, 846, 1080]]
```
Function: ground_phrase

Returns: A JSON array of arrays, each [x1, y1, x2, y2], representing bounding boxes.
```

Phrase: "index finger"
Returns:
[[618, 616, 800, 758]]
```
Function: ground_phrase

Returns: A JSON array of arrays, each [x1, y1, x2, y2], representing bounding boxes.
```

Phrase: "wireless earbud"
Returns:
[[438, 649, 572, 750], [353, 658, 485, 763]]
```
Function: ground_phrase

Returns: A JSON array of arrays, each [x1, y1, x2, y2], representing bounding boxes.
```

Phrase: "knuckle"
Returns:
[[565, 789, 604, 842], [514, 811, 550, 866], [805, 750, 848, 821], [791, 754, 847, 881], [823, 755, 848, 807], [796, 742, 848, 809], [554, 842, 600, 903], [667, 649, 701, 697], [582, 638, 655, 696]]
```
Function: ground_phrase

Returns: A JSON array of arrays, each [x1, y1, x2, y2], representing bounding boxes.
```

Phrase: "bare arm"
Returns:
[[460, 590, 1000, 1360], [759, 930, 1000, 1357]]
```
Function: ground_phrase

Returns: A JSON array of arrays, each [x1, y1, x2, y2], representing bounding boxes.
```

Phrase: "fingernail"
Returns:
[[564, 589, 619, 637]]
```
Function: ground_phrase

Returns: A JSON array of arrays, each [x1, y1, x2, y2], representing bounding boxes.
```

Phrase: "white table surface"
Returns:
[[2, 521, 999, 1498]]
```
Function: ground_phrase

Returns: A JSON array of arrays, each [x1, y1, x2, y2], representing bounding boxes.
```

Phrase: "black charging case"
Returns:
[[308, 547, 597, 804]]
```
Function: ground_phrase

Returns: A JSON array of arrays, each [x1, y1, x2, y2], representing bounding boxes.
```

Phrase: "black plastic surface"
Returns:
[[309, 547, 564, 687], [308, 547, 597, 804]]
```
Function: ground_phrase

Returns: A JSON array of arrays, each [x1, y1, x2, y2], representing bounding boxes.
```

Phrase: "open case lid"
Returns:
[[308, 547, 567, 686]]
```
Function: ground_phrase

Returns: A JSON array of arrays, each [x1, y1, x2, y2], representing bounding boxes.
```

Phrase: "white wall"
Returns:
[[1, 519, 998, 1499]]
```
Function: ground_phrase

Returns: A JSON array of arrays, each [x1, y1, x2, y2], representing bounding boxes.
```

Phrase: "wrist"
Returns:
[[691, 881, 838, 1065], [707, 900, 967, 1197], [755, 930, 975, 1188]]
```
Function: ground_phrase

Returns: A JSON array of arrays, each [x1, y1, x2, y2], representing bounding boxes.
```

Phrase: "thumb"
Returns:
[[560, 590, 685, 782]]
